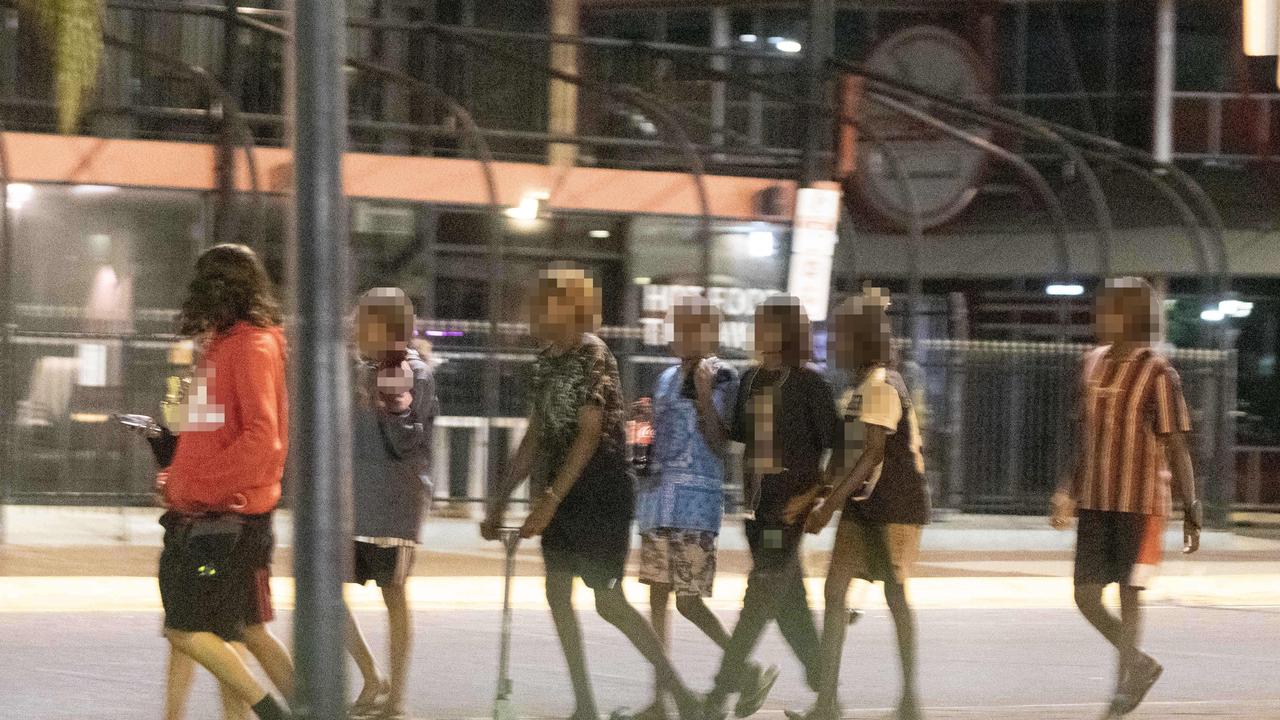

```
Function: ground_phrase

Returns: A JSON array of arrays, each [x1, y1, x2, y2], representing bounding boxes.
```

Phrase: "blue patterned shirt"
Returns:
[[635, 362, 739, 534]]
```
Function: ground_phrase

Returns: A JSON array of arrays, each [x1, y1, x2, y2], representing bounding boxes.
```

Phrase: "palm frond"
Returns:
[[19, 0, 105, 134]]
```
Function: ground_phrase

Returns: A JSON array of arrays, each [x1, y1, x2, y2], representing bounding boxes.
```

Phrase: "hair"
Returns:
[[671, 294, 721, 323], [358, 287, 417, 346], [534, 264, 603, 335], [178, 244, 282, 337], [832, 292, 895, 370], [756, 294, 811, 367], [1101, 276, 1159, 343]]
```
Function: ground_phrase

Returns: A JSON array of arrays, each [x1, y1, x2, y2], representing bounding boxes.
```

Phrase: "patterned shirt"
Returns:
[[527, 333, 628, 497], [636, 362, 740, 534], [1071, 345, 1192, 517]]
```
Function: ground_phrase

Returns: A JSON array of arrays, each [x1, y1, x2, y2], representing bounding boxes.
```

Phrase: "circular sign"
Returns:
[[847, 26, 992, 231]]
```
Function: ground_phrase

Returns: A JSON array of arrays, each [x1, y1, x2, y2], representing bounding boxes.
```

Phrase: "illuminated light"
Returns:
[[747, 230, 776, 258], [588, 229, 611, 239], [70, 412, 110, 423], [1219, 299, 1254, 318], [72, 184, 119, 195], [1201, 308, 1226, 322], [1046, 283, 1085, 297], [739, 34, 758, 43], [1243, 0, 1279, 56], [775, 39, 803, 54], [633, 277, 652, 286], [6, 183, 34, 210], [424, 330, 464, 337], [505, 191, 548, 221]]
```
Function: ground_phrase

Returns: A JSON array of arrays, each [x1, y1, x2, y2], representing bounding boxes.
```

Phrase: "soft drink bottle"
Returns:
[[629, 398, 654, 476]]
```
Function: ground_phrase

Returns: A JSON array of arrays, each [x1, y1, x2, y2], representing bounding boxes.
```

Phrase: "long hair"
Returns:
[[178, 244, 282, 337], [756, 294, 811, 367]]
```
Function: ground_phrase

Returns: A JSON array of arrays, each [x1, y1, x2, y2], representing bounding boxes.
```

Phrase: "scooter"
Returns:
[[493, 527, 522, 720]]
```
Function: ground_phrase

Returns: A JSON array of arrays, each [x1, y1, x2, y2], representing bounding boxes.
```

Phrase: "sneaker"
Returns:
[[733, 665, 780, 718], [1114, 655, 1163, 715]]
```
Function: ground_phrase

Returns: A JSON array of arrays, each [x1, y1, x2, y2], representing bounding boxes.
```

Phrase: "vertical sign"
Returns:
[[787, 183, 842, 322]]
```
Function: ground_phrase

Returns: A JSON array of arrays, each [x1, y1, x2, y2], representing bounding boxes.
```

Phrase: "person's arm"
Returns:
[[546, 405, 603, 501], [179, 334, 286, 507], [376, 364, 436, 462], [486, 417, 539, 520], [1051, 354, 1088, 529], [693, 362, 733, 454], [823, 425, 888, 511], [1155, 363, 1200, 551]]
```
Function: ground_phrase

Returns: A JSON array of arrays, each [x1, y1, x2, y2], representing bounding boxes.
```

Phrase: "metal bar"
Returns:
[[0, 123, 12, 544], [290, 0, 351, 717], [1153, 0, 1176, 163], [802, 0, 835, 183]]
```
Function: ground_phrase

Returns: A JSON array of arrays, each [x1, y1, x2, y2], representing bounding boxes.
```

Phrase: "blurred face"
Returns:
[[753, 313, 785, 359], [531, 282, 583, 345], [356, 308, 405, 363], [1096, 288, 1152, 345], [671, 305, 719, 360]]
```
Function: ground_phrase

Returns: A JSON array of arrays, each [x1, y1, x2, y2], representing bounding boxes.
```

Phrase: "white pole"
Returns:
[[1153, 0, 1177, 163], [1243, 0, 1280, 56]]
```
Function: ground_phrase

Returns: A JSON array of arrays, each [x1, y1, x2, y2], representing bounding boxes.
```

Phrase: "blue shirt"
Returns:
[[635, 362, 739, 534]]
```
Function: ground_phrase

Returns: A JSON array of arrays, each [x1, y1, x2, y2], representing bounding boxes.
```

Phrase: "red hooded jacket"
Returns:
[[165, 322, 288, 515]]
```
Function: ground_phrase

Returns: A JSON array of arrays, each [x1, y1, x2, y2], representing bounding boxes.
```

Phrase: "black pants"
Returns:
[[713, 518, 822, 694]]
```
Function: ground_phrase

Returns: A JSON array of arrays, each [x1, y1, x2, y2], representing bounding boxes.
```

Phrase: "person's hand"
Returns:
[[480, 509, 503, 542], [377, 390, 413, 415], [805, 500, 835, 534], [375, 361, 414, 413], [782, 489, 819, 525], [1183, 499, 1203, 554], [520, 491, 559, 539], [154, 471, 171, 508], [694, 358, 715, 403], [1050, 490, 1075, 530]]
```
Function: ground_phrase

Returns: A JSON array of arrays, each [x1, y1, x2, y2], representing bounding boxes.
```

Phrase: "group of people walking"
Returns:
[[148, 244, 1200, 720]]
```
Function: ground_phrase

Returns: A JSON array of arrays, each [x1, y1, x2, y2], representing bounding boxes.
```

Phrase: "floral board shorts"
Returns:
[[639, 528, 718, 598]]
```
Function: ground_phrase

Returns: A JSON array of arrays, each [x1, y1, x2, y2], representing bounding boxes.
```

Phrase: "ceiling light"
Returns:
[[739, 34, 758, 43], [775, 39, 803, 53], [505, 191, 548, 221], [588, 230, 611, 239], [6, 183, 34, 210], [72, 184, 119, 195], [747, 230, 775, 258], [1046, 283, 1084, 297], [1219, 299, 1254, 318], [1201, 308, 1226, 322]]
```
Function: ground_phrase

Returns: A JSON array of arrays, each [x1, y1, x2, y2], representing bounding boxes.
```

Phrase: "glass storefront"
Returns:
[[0, 184, 792, 505]]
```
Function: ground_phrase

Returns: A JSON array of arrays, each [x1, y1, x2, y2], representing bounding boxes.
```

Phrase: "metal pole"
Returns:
[[0, 129, 12, 545], [290, 0, 351, 717], [1153, 0, 1176, 163], [802, 0, 835, 183]]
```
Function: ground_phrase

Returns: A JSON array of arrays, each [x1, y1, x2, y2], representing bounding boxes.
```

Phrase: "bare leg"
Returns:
[[546, 571, 597, 718], [164, 629, 271, 707], [645, 583, 673, 716], [164, 647, 197, 720], [218, 643, 253, 720], [593, 585, 699, 716], [1118, 586, 1148, 677], [884, 582, 920, 711], [345, 606, 387, 706], [813, 520, 859, 714], [242, 624, 295, 701], [382, 584, 413, 714], [673, 595, 731, 648]]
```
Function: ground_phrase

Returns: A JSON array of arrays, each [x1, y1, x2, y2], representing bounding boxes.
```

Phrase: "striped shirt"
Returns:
[[1071, 345, 1192, 517]]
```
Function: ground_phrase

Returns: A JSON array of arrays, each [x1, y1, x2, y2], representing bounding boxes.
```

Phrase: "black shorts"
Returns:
[[350, 541, 416, 588], [1074, 510, 1165, 589], [158, 511, 275, 642], [541, 514, 630, 591]]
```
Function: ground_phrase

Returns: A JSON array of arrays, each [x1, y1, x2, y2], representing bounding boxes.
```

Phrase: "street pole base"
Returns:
[[494, 696, 518, 720]]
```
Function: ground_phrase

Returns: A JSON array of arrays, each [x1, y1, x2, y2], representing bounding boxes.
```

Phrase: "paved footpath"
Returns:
[[1, 508, 1278, 719]]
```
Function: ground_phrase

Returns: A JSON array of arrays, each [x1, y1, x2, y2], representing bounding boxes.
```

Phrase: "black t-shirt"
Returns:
[[731, 364, 838, 521]]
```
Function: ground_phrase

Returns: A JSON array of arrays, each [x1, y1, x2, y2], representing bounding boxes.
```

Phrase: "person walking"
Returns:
[[635, 296, 775, 720], [157, 243, 294, 720], [345, 288, 438, 720], [1051, 277, 1201, 718]]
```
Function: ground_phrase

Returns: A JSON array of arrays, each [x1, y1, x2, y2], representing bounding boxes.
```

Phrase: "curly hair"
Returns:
[[178, 244, 282, 336]]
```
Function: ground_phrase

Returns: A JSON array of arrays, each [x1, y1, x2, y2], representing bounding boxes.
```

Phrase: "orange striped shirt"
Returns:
[[1072, 345, 1192, 517]]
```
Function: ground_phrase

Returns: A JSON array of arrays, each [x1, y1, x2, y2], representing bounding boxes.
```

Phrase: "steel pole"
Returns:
[[1153, 0, 1176, 163], [290, 0, 352, 717]]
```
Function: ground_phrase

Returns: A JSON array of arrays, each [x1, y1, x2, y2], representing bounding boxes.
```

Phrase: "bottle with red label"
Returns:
[[628, 397, 654, 477]]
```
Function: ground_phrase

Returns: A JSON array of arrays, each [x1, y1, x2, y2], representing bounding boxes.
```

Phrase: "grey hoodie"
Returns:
[[351, 348, 438, 541]]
